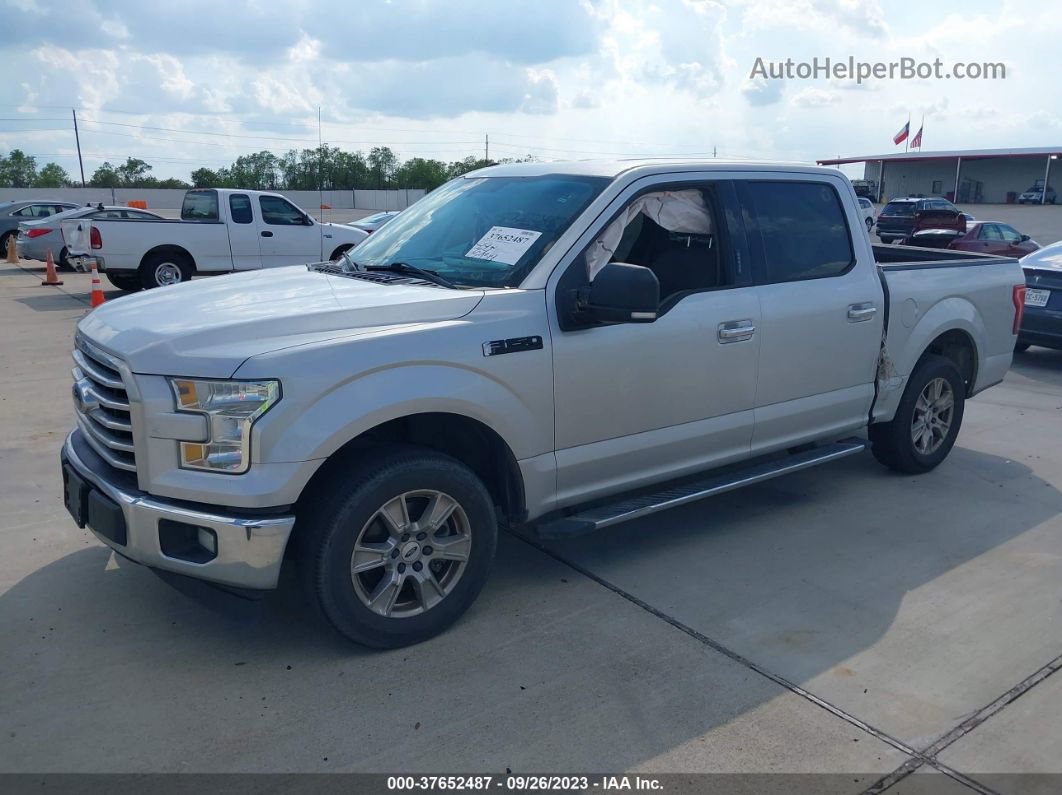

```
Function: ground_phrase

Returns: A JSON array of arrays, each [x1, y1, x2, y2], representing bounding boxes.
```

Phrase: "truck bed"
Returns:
[[872, 243, 1012, 268]]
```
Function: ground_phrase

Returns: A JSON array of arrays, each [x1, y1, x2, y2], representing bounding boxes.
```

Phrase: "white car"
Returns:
[[77, 189, 369, 290], [857, 197, 876, 231]]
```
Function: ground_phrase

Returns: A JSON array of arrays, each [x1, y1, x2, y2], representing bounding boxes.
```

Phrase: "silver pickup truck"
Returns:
[[60, 160, 1026, 648]]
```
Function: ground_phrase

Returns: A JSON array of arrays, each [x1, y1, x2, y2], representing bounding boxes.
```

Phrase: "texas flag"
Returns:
[[893, 121, 910, 145], [911, 126, 923, 149]]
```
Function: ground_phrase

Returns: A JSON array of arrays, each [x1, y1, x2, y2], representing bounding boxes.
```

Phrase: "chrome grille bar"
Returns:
[[72, 337, 136, 472]]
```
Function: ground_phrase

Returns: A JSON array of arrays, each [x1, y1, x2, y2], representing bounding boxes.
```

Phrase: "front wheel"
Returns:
[[298, 447, 498, 648], [865, 217, 873, 231], [870, 354, 965, 474]]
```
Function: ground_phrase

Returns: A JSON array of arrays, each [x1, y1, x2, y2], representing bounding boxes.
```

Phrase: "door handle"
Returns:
[[260, 230, 273, 237], [847, 303, 877, 322], [718, 320, 755, 343]]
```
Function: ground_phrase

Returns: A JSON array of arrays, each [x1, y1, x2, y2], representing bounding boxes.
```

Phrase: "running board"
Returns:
[[535, 438, 868, 539]]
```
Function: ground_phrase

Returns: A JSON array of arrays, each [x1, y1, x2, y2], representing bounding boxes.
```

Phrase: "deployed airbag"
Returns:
[[585, 189, 713, 279]]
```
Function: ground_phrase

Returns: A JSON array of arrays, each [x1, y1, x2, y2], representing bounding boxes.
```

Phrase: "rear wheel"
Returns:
[[865, 217, 873, 231], [870, 355, 965, 474], [298, 446, 497, 648], [106, 272, 141, 292], [57, 247, 73, 272], [139, 252, 192, 289]]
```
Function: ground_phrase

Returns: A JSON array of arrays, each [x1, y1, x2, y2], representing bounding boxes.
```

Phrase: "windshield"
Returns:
[[882, 201, 916, 216], [346, 174, 609, 288]]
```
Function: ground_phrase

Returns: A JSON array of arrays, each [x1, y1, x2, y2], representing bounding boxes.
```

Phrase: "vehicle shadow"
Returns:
[[1012, 347, 1062, 386], [1, 445, 1058, 776]]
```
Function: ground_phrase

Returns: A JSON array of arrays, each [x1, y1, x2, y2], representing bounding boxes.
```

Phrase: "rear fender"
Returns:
[[873, 296, 984, 423]]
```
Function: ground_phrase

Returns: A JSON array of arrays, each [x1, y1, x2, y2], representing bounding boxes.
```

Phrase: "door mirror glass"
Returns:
[[582, 262, 659, 324], [1020, 234, 1030, 242]]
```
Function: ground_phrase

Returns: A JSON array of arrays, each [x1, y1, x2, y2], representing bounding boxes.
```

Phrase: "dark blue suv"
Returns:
[[876, 197, 960, 243]]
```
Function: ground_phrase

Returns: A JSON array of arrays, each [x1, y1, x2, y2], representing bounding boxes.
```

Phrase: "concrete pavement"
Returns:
[[1, 261, 1060, 792]]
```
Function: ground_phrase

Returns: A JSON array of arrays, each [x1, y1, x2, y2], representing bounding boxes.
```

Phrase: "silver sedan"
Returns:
[[17, 205, 162, 269]]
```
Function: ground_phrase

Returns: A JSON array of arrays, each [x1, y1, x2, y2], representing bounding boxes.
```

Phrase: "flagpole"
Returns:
[[919, 114, 924, 149], [905, 113, 910, 153]]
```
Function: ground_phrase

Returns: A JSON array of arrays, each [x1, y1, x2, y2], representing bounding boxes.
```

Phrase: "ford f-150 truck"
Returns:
[[60, 160, 1026, 648], [75, 188, 368, 290]]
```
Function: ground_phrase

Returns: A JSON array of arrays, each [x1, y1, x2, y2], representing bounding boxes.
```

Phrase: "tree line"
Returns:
[[0, 146, 533, 192]]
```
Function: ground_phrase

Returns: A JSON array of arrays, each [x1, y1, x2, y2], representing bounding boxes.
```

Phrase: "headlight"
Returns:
[[169, 378, 280, 473]]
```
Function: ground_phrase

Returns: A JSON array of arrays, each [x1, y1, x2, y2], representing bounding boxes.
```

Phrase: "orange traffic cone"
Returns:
[[89, 260, 105, 308], [41, 249, 63, 286], [6, 234, 18, 263]]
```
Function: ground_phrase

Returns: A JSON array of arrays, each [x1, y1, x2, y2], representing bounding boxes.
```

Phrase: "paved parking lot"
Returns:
[[1, 260, 1060, 791]]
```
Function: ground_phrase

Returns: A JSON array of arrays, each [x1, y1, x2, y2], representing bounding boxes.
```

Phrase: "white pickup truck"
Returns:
[[77, 188, 368, 290], [60, 160, 1026, 648]]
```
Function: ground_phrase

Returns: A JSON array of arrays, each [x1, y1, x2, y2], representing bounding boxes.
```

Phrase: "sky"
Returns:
[[1, 0, 1057, 181]]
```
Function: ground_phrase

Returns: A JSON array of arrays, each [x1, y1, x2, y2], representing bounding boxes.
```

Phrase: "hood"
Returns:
[[78, 266, 483, 378]]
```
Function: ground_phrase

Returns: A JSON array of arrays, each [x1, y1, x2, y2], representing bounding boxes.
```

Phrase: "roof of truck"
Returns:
[[468, 158, 842, 180]]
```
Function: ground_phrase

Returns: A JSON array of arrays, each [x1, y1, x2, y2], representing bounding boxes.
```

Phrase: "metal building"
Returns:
[[817, 146, 1061, 204]]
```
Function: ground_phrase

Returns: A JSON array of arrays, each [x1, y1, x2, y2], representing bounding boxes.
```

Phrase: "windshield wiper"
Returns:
[[364, 262, 456, 289]]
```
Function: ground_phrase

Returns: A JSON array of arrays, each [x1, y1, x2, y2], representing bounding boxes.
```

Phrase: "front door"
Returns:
[[736, 178, 884, 454], [256, 195, 322, 267], [549, 177, 761, 509]]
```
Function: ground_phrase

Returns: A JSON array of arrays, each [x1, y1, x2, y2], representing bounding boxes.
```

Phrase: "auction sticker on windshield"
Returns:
[[466, 226, 542, 265]]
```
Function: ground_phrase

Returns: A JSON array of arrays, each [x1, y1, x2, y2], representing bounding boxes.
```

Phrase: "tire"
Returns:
[[865, 218, 873, 231], [298, 446, 498, 648], [1015, 342, 1030, 352], [330, 244, 353, 262], [106, 272, 141, 292], [0, 231, 14, 257], [56, 247, 73, 272], [139, 252, 192, 289], [870, 354, 966, 474]]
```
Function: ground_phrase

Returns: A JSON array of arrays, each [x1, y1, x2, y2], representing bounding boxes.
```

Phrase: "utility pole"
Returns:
[[72, 108, 85, 187], [485, 133, 489, 163], [713, 146, 717, 158]]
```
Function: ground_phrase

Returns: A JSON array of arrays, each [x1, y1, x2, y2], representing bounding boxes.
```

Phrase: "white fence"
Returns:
[[0, 187, 426, 211]]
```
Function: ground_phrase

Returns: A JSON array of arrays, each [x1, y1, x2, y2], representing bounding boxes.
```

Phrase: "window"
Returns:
[[182, 190, 219, 221], [229, 194, 253, 224], [122, 210, 156, 219], [350, 174, 608, 288], [932, 180, 943, 194], [978, 224, 1003, 241], [581, 185, 730, 306], [13, 204, 50, 218], [259, 195, 305, 225], [91, 210, 125, 219], [998, 224, 1022, 242], [858, 198, 871, 209], [882, 201, 916, 217], [742, 181, 854, 283]]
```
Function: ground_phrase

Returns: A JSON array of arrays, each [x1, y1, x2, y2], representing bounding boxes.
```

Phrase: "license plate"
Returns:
[[1025, 288, 1050, 308], [62, 464, 88, 527]]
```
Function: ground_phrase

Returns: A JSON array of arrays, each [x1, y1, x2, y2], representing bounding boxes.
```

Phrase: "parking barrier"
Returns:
[[6, 235, 18, 263], [89, 260, 105, 308], [41, 249, 63, 286]]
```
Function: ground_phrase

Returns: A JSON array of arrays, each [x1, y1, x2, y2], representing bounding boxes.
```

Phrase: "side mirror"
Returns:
[[580, 262, 659, 324], [1020, 234, 1031, 242], [303, 214, 315, 226]]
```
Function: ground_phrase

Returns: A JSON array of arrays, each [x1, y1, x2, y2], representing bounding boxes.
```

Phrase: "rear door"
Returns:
[[225, 193, 264, 271], [737, 176, 884, 454], [256, 194, 322, 267]]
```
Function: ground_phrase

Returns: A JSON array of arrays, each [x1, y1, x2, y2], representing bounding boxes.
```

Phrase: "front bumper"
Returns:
[[61, 430, 295, 590]]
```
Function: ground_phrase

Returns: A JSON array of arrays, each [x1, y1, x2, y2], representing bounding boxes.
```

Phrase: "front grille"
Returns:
[[72, 337, 136, 472]]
